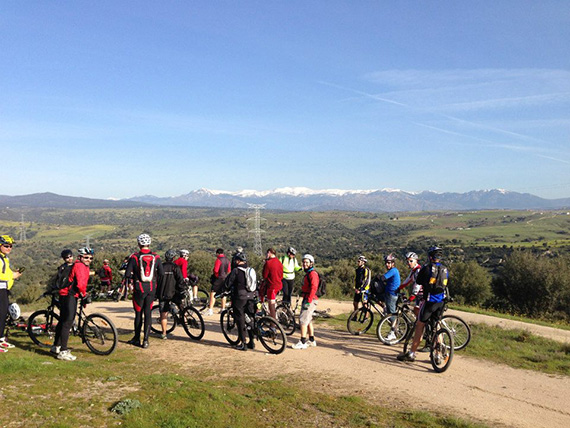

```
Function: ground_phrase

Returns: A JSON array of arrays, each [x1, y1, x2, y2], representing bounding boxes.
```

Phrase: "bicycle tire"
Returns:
[[82, 313, 118, 356], [257, 316, 287, 354], [275, 303, 296, 336], [220, 308, 239, 346], [376, 313, 409, 345], [27, 310, 60, 348], [191, 288, 209, 311], [181, 306, 205, 341], [347, 307, 374, 335], [150, 305, 177, 335], [441, 315, 471, 350], [430, 327, 454, 373]]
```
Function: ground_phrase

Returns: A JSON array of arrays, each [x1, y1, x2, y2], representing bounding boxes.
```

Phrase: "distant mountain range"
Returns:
[[1, 188, 569, 212]]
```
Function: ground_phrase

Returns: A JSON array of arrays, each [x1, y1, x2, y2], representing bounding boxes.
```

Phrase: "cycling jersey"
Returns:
[[382, 267, 401, 296], [60, 260, 90, 298], [355, 266, 371, 292], [157, 261, 184, 302], [398, 263, 422, 298], [174, 257, 188, 279], [0, 253, 14, 291], [302, 269, 319, 303], [262, 257, 283, 290]]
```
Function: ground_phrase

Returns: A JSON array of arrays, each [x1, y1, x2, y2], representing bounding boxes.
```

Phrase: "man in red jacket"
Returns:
[[262, 248, 283, 319], [51, 247, 93, 361], [293, 254, 319, 350]]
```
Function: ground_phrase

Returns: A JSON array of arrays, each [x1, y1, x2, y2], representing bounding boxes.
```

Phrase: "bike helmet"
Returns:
[[384, 254, 396, 263], [0, 235, 14, 246], [60, 249, 73, 259], [165, 249, 177, 261], [234, 252, 247, 262], [302, 254, 315, 264], [179, 249, 189, 257], [137, 233, 152, 246], [405, 252, 419, 260], [78, 247, 94, 256], [8, 303, 20, 321], [428, 246, 443, 258], [287, 247, 297, 255], [358, 255, 367, 263]]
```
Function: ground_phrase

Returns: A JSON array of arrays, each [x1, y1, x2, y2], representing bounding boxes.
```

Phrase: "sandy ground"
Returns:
[[90, 299, 570, 428]]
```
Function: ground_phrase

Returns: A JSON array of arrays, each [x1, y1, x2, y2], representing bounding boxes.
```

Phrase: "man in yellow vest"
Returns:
[[279, 247, 302, 306]]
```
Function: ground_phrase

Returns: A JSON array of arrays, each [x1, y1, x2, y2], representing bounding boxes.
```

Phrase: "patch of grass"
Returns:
[[462, 324, 570, 375]]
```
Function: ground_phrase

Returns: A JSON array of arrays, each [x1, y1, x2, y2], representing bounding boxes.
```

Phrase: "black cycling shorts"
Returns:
[[419, 300, 444, 324]]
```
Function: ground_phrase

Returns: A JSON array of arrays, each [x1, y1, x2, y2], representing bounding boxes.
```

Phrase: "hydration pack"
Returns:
[[138, 253, 157, 282], [238, 266, 257, 292]]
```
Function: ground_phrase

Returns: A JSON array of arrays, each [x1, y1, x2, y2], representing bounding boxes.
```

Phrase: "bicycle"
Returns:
[[276, 291, 332, 336], [219, 293, 287, 354], [27, 292, 118, 355], [401, 299, 455, 373], [346, 291, 386, 335], [150, 286, 205, 340], [88, 283, 122, 302], [376, 293, 416, 345]]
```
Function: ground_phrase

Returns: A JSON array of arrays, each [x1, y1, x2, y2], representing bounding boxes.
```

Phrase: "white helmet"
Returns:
[[137, 233, 152, 246], [302, 254, 315, 264], [179, 249, 189, 257], [8, 303, 20, 321], [405, 252, 419, 260]]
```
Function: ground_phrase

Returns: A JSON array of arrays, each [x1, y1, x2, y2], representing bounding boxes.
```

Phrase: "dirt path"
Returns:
[[92, 299, 570, 428]]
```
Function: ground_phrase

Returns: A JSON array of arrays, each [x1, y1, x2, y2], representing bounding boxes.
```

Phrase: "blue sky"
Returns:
[[2, 1, 569, 200]]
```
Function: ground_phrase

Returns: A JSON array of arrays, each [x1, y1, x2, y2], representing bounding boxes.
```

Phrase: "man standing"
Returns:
[[398, 246, 448, 363], [292, 254, 319, 350], [175, 249, 192, 296], [382, 254, 401, 316], [206, 248, 230, 316], [157, 250, 185, 339], [0, 235, 22, 353], [51, 247, 93, 361], [99, 259, 113, 293], [353, 255, 371, 312], [125, 233, 164, 349], [262, 248, 283, 319], [398, 252, 423, 316], [279, 247, 302, 307]]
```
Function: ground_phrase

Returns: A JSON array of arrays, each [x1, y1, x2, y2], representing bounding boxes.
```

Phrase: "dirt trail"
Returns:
[[93, 299, 570, 428]]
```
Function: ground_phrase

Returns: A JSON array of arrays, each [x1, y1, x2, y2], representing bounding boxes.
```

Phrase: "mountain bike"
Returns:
[[219, 293, 287, 354], [150, 286, 205, 340], [27, 293, 118, 355], [276, 291, 332, 336], [402, 300, 455, 373], [88, 283, 122, 302], [376, 293, 416, 345], [347, 291, 386, 335]]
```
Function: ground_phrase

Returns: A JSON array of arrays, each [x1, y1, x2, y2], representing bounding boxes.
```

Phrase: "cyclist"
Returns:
[[398, 246, 449, 363], [206, 248, 230, 316], [117, 257, 130, 301], [0, 235, 23, 353], [53, 249, 75, 292], [292, 254, 319, 350], [125, 233, 164, 349], [382, 254, 401, 317], [224, 252, 255, 351], [157, 250, 185, 339], [398, 252, 423, 316], [262, 248, 283, 319], [279, 247, 302, 306], [353, 255, 371, 313], [98, 259, 113, 293], [52, 246, 93, 361]]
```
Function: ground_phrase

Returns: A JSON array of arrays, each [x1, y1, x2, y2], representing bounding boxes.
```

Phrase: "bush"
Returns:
[[449, 261, 492, 306]]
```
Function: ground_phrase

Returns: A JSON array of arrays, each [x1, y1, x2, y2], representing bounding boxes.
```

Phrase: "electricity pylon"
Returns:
[[247, 204, 266, 256]]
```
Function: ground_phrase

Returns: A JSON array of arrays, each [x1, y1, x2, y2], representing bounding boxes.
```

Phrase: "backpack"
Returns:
[[238, 266, 257, 292], [218, 256, 230, 280], [98, 266, 107, 279], [54, 263, 74, 290], [138, 253, 157, 282], [309, 271, 327, 297]]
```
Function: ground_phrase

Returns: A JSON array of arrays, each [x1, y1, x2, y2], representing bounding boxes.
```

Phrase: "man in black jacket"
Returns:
[[157, 249, 185, 339]]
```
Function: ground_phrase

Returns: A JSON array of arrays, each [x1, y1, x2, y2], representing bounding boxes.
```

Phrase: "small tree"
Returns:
[[449, 261, 492, 306]]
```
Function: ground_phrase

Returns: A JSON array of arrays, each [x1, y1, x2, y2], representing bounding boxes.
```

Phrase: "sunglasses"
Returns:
[[82, 256, 93, 260], [1, 244, 13, 248]]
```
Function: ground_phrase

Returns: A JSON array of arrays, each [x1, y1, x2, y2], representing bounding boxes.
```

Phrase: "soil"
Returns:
[[92, 299, 570, 428]]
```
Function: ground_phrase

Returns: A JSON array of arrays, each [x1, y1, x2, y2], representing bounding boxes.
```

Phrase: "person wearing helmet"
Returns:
[[124, 234, 164, 348], [353, 255, 371, 312], [206, 248, 230, 316], [381, 254, 401, 317], [98, 259, 113, 294], [0, 235, 22, 352], [279, 246, 302, 306], [175, 249, 192, 298], [293, 254, 319, 350], [398, 252, 423, 316], [156, 250, 185, 339], [52, 246, 93, 361], [398, 246, 449, 363], [262, 248, 283, 319]]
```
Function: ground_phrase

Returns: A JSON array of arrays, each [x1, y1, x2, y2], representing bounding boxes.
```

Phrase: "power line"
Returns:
[[19, 214, 27, 241], [247, 204, 266, 256]]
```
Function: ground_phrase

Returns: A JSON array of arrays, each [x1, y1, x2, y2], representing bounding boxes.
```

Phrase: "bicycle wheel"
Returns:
[[82, 313, 118, 356], [377, 313, 409, 345], [441, 315, 471, 350], [275, 303, 296, 336], [430, 328, 454, 373], [191, 288, 209, 311], [150, 305, 176, 335], [347, 307, 374, 335], [27, 310, 60, 348], [181, 306, 205, 341], [220, 308, 239, 346], [257, 316, 287, 354]]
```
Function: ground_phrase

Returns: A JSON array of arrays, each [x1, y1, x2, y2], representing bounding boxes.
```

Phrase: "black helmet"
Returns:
[[165, 249, 177, 261], [235, 252, 247, 262], [428, 246, 443, 258], [61, 249, 73, 259]]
